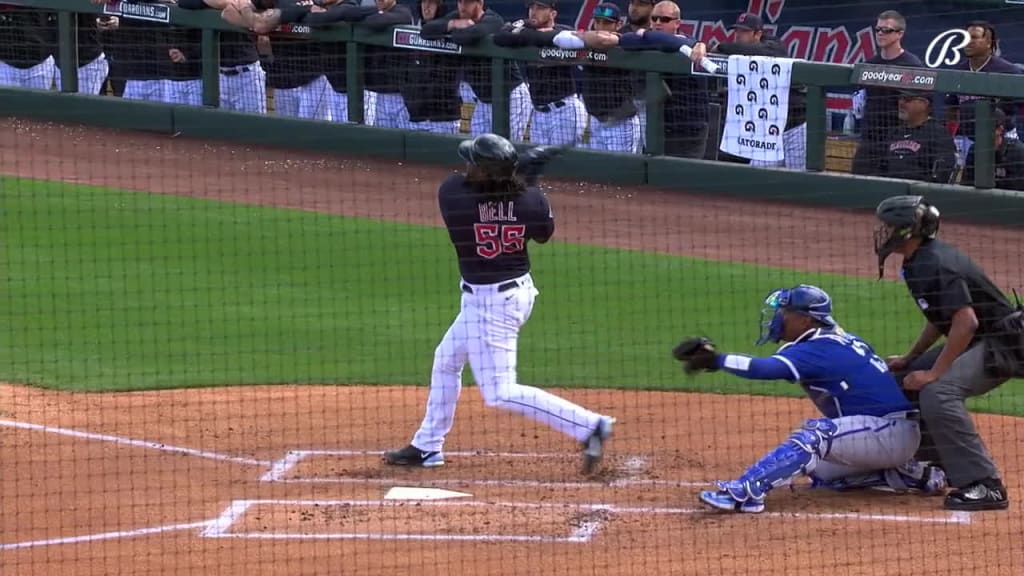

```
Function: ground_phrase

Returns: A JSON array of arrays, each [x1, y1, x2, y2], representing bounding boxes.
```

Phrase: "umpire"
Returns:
[[875, 195, 1023, 511]]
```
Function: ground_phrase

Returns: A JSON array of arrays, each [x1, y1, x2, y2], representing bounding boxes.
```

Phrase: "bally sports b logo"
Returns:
[[770, 94, 780, 106], [736, 74, 746, 86], [768, 125, 780, 135], [759, 77, 770, 89], [771, 63, 781, 75], [749, 60, 760, 73], [744, 121, 756, 132], [734, 104, 745, 116], [758, 107, 769, 119], [747, 91, 758, 103]]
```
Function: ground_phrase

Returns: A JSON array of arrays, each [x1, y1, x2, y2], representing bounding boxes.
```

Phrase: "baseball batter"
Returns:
[[384, 134, 615, 474], [673, 284, 946, 513]]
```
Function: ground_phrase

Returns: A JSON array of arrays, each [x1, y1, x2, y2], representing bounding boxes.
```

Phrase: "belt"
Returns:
[[220, 66, 252, 77], [886, 410, 920, 421], [535, 99, 567, 113], [461, 280, 518, 294]]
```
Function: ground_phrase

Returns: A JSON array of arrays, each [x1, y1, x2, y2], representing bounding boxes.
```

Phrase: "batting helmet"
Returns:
[[873, 195, 941, 278], [756, 284, 836, 345], [458, 133, 519, 179]]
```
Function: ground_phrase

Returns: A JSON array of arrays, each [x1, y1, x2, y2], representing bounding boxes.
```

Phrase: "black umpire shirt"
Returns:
[[883, 117, 957, 183], [901, 238, 1015, 340], [438, 174, 554, 285], [420, 9, 524, 104], [493, 22, 576, 108], [858, 50, 923, 142]]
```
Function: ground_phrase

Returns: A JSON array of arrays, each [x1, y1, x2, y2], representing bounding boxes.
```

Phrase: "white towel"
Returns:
[[719, 54, 795, 163]]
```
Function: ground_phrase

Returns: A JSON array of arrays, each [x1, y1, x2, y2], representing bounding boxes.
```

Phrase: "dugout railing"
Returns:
[[4, 0, 1024, 226]]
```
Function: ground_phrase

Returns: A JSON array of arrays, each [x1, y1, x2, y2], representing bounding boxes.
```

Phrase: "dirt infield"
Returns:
[[1, 118, 1024, 575]]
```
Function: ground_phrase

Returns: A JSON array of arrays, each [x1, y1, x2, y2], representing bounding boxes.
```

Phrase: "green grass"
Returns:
[[1, 177, 1021, 415]]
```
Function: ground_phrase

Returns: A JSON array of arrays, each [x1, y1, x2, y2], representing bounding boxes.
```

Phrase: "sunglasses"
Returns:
[[874, 26, 902, 34], [651, 15, 677, 23]]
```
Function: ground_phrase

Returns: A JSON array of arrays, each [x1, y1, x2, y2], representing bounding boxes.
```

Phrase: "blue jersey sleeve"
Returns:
[[716, 354, 800, 381], [773, 340, 832, 383]]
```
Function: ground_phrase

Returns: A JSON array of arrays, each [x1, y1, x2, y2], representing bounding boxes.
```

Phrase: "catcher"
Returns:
[[673, 284, 946, 513]]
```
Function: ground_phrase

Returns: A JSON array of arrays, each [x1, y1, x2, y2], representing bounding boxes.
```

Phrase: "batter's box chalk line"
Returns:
[[259, 449, 683, 487]]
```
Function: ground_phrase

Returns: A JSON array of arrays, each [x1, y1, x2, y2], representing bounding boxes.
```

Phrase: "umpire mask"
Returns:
[[873, 195, 940, 278]]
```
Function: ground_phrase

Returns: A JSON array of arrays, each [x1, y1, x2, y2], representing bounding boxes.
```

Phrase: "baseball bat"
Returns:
[[680, 45, 720, 74]]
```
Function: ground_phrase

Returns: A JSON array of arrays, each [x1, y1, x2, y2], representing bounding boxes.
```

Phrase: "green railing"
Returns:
[[9, 0, 1024, 190]]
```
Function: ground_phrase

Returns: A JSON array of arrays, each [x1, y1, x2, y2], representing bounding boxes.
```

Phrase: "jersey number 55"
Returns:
[[475, 223, 526, 259]]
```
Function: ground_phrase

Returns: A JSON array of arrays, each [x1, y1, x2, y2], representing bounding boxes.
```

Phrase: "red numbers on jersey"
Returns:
[[474, 223, 526, 259]]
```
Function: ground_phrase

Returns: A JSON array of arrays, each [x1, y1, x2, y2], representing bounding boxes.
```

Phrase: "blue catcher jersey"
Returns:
[[773, 327, 912, 419]]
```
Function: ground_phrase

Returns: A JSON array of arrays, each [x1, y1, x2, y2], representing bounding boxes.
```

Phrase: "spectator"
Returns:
[[0, 5, 55, 90], [404, 0, 463, 134], [420, 0, 531, 140], [962, 107, 1024, 190], [852, 10, 922, 176], [712, 12, 807, 170], [614, 1, 711, 158], [53, 13, 109, 95], [493, 0, 585, 146], [578, 2, 641, 153], [180, 0, 266, 114], [164, 24, 203, 106], [943, 21, 1021, 172], [882, 90, 956, 183]]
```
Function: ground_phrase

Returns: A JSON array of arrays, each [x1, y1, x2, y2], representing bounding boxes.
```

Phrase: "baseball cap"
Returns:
[[896, 89, 929, 99], [592, 2, 620, 21], [733, 12, 763, 30], [529, 0, 556, 7]]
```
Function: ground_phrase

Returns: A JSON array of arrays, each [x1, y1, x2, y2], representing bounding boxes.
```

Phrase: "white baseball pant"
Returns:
[[635, 98, 647, 152], [411, 273, 606, 453], [371, 91, 410, 129], [0, 56, 55, 90], [165, 79, 202, 106], [529, 95, 587, 146], [122, 79, 166, 102], [408, 120, 460, 134], [330, 89, 377, 125], [749, 123, 807, 170], [273, 75, 332, 121], [55, 53, 109, 95], [469, 82, 531, 142], [811, 412, 921, 483], [587, 114, 641, 153], [219, 61, 266, 114]]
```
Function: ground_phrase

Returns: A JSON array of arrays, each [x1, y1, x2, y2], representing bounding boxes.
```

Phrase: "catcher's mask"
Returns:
[[756, 284, 837, 345], [458, 133, 519, 180], [873, 195, 940, 278]]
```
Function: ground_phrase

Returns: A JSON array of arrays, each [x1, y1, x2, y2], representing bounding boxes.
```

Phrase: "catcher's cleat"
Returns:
[[582, 416, 615, 475], [383, 445, 445, 468], [699, 489, 766, 514]]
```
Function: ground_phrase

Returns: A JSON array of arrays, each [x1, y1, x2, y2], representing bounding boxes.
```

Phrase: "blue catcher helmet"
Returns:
[[755, 284, 837, 345]]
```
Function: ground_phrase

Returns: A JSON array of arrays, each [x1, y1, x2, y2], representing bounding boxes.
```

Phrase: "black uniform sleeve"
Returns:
[[933, 267, 974, 321], [451, 12, 503, 44], [363, 4, 413, 30], [277, 0, 310, 24], [419, 9, 457, 39], [926, 124, 957, 184], [1000, 142, 1024, 191], [303, 1, 376, 24], [531, 191, 555, 244], [176, 0, 211, 9], [493, 25, 558, 48], [713, 41, 781, 56]]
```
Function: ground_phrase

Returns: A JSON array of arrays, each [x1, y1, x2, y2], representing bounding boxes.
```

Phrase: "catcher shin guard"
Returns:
[[725, 418, 838, 501]]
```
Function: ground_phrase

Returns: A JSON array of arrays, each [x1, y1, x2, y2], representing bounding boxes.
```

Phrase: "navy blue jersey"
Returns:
[[438, 174, 554, 284], [773, 328, 912, 418], [944, 56, 1021, 141]]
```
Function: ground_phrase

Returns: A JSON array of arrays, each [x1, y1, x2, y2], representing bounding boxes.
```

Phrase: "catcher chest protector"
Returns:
[[874, 195, 940, 278]]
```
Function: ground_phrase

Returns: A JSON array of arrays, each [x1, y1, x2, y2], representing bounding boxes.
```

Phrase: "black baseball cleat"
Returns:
[[582, 416, 615, 475], [382, 445, 445, 468], [943, 478, 1009, 511]]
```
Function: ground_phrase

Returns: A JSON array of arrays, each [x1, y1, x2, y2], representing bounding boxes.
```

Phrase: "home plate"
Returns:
[[385, 487, 473, 500]]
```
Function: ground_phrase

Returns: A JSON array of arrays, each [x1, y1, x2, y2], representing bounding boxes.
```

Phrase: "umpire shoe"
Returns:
[[383, 445, 445, 468], [944, 477, 1009, 511], [582, 416, 615, 475]]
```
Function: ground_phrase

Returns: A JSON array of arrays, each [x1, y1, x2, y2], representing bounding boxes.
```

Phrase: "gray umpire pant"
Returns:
[[898, 343, 1008, 488]]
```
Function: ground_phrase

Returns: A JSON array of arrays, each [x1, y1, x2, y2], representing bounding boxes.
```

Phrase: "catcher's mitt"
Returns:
[[515, 145, 565, 187], [671, 337, 720, 374]]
